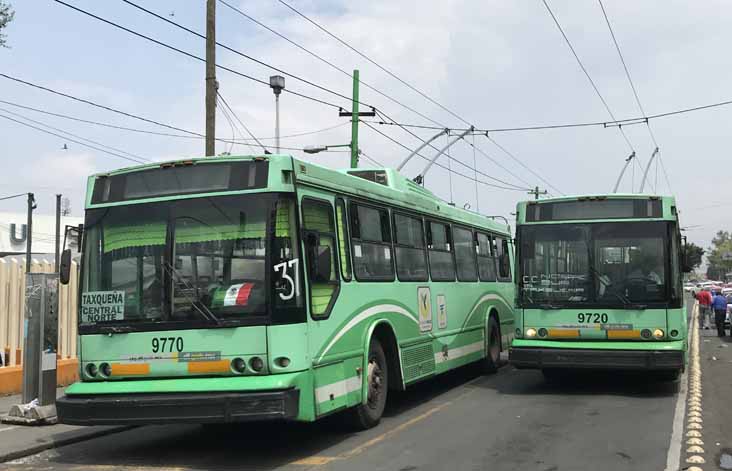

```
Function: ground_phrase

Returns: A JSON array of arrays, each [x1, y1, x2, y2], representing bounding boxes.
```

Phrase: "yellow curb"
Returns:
[[688, 417, 703, 423], [688, 411, 702, 417], [686, 438, 704, 446], [686, 445, 705, 453], [685, 455, 705, 464], [686, 430, 702, 438], [687, 467, 704, 471], [687, 423, 702, 430]]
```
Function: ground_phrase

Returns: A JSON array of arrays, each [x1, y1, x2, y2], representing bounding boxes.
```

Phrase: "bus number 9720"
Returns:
[[577, 313, 608, 324]]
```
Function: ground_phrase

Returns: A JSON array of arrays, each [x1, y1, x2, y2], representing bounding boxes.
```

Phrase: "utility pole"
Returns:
[[22, 192, 35, 404], [54, 194, 61, 273], [205, 0, 217, 157], [528, 186, 547, 200], [339, 69, 375, 168]]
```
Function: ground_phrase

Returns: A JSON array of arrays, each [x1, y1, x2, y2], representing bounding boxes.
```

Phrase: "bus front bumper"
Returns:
[[510, 345, 684, 371], [57, 389, 300, 425]]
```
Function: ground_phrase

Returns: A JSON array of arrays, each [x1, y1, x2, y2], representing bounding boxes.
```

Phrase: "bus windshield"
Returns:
[[80, 193, 302, 330], [518, 221, 672, 307]]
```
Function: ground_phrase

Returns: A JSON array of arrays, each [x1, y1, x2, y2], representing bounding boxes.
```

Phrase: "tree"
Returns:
[[0, 2, 14, 48], [685, 242, 704, 270], [706, 230, 732, 280]]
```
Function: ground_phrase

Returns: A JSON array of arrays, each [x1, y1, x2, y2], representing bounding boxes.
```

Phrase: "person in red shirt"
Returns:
[[696, 289, 713, 329]]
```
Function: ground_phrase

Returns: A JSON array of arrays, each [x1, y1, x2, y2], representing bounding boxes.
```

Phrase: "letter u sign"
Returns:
[[9, 223, 27, 244]]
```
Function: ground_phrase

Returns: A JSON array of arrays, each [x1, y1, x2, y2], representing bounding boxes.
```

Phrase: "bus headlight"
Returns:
[[538, 328, 548, 338], [231, 357, 246, 374], [526, 328, 538, 338], [99, 362, 111, 377], [653, 329, 665, 339], [670, 329, 679, 338], [641, 329, 652, 339]]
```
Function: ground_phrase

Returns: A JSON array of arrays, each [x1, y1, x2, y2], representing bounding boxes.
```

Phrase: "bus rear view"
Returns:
[[510, 195, 688, 379]]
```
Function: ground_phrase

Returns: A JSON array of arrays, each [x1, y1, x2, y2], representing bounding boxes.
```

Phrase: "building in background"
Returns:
[[0, 212, 83, 258]]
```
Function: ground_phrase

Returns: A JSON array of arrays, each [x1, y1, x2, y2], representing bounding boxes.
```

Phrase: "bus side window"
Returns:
[[393, 212, 428, 281], [335, 198, 352, 282], [350, 203, 394, 281], [453, 226, 478, 281], [495, 236, 512, 281], [427, 221, 456, 281], [476, 232, 497, 282], [301, 199, 339, 319]]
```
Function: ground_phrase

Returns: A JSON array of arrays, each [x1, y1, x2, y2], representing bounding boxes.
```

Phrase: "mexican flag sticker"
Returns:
[[223, 283, 254, 306]]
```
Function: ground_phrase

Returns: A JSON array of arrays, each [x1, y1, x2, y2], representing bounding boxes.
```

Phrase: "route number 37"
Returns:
[[274, 258, 300, 301]]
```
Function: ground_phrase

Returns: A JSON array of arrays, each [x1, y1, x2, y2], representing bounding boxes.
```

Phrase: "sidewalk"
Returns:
[[0, 389, 131, 463], [698, 328, 732, 469]]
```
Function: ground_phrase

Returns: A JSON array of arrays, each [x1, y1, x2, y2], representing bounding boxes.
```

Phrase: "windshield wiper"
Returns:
[[538, 303, 562, 310], [162, 261, 222, 325]]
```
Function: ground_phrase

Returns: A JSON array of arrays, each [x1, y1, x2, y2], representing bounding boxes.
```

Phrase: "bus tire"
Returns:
[[481, 316, 501, 374], [346, 338, 388, 430]]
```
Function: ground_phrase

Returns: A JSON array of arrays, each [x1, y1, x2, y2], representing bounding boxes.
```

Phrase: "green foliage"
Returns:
[[706, 230, 732, 280], [0, 1, 14, 48], [685, 242, 704, 269]]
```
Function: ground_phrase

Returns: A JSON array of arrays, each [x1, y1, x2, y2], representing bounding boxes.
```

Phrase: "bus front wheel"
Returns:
[[347, 338, 388, 430]]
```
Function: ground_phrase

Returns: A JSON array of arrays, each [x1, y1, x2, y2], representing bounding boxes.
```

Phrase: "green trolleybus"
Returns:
[[57, 155, 515, 429], [510, 195, 688, 379]]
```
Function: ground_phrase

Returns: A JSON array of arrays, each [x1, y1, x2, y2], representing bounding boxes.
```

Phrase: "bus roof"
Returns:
[[85, 154, 510, 235], [516, 194, 678, 224]]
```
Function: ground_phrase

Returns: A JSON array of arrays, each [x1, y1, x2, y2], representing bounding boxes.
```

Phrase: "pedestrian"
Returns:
[[696, 288, 713, 329], [712, 290, 728, 337]]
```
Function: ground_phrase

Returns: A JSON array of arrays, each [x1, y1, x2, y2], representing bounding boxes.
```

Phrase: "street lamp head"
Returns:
[[269, 75, 285, 95], [304, 145, 328, 154]]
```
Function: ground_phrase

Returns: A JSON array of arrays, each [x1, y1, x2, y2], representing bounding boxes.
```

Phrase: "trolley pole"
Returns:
[[205, 0, 217, 156]]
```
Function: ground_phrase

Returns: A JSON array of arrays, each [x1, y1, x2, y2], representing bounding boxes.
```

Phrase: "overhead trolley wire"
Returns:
[[0, 97, 349, 142], [542, 0, 635, 153], [217, 91, 268, 153], [121, 0, 363, 111], [278, 0, 471, 128], [0, 106, 149, 163], [224, 0, 557, 193], [52, 0, 344, 111], [220, 0, 446, 129]]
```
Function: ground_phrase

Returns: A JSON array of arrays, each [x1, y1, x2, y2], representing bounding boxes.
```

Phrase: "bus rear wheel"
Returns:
[[481, 316, 501, 374], [346, 338, 388, 430]]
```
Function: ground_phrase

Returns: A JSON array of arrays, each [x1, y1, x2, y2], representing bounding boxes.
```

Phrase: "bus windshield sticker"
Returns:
[[354, 244, 362, 258], [384, 247, 391, 260], [601, 323, 633, 331], [437, 294, 447, 329], [418, 287, 433, 332], [80, 291, 125, 323]]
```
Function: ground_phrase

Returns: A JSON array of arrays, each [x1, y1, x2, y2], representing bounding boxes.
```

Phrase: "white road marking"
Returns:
[[664, 301, 695, 471]]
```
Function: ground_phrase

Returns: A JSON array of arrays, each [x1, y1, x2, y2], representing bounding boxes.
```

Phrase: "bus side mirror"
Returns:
[[681, 236, 693, 273], [314, 246, 332, 282], [60, 249, 72, 285]]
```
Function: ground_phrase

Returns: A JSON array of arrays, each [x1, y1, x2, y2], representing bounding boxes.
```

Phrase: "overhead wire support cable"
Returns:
[[52, 0, 343, 110], [542, 0, 634, 153], [0, 193, 28, 203], [0, 113, 148, 165]]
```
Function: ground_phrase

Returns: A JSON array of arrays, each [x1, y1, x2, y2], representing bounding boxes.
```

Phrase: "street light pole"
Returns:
[[269, 75, 285, 154]]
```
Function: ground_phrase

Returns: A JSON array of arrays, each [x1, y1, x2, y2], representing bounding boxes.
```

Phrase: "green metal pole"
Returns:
[[350, 69, 360, 168]]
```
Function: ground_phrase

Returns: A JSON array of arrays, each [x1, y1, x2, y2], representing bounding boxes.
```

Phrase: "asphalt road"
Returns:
[[3, 300, 720, 471]]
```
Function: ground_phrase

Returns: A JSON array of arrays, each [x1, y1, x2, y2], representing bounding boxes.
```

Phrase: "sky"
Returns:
[[1, 0, 731, 256]]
